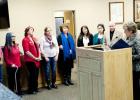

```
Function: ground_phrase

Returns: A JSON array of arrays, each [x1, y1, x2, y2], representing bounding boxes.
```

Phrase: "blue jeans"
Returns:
[[44, 57, 56, 84], [0, 64, 2, 82]]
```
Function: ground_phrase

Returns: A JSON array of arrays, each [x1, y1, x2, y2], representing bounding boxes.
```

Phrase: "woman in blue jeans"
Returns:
[[40, 27, 59, 90]]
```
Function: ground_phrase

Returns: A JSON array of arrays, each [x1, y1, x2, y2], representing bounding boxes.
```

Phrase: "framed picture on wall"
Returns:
[[109, 2, 124, 24], [134, 0, 140, 22]]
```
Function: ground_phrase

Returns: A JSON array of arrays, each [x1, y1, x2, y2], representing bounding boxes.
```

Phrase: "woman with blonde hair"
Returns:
[[123, 22, 140, 100], [40, 27, 59, 90]]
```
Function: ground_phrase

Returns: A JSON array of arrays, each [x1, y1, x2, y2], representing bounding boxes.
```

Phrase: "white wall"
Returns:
[[0, 0, 133, 52]]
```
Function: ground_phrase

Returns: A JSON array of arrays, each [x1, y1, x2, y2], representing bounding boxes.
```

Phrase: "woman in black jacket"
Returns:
[[57, 24, 76, 86], [77, 25, 93, 47]]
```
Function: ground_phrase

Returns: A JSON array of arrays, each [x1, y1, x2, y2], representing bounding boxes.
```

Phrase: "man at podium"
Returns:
[[109, 21, 123, 42], [123, 22, 140, 100]]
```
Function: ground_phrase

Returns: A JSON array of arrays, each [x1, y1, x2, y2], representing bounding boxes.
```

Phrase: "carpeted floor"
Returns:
[[23, 84, 78, 100], [22, 66, 79, 100]]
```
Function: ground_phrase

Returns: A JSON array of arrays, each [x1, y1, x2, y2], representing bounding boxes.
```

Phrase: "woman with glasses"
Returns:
[[40, 27, 59, 90]]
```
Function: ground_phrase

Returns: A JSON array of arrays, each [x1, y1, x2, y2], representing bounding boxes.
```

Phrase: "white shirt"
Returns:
[[83, 36, 89, 47], [40, 35, 59, 58], [98, 34, 104, 39]]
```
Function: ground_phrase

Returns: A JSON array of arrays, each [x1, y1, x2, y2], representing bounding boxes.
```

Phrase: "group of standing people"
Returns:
[[0, 24, 76, 96], [0, 21, 140, 100], [77, 22, 123, 47], [77, 21, 140, 100]]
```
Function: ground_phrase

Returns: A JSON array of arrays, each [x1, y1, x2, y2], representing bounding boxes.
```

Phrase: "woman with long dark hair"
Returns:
[[3, 32, 22, 95], [22, 26, 41, 94], [77, 25, 93, 47]]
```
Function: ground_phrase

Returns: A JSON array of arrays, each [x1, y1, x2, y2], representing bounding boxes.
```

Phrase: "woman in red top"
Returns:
[[3, 32, 22, 95], [22, 26, 41, 94]]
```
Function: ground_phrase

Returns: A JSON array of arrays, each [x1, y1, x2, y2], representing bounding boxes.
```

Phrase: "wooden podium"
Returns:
[[77, 46, 133, 100]]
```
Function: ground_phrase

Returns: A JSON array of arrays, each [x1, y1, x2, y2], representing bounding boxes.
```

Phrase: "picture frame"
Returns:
[[134, 0, 140, 22], [109, 2, 124, 24]]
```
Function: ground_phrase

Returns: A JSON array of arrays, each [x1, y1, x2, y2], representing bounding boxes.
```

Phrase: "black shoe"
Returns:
[[68, 80, 74, 85], [16, 91, 24, 97], [28, 91, 36, 94], [34, 89, 39, 92], [47, 85, 52, 90], [51, 84, 58, 89], [63, 80, 69, 86]]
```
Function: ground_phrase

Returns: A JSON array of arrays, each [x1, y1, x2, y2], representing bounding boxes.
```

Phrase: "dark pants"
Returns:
[[133, 71, 140, 100], [26, 62, 39, 92], [63, 58, 73, 82], [0, 64, 2, 82], [44, 57, 56, 85], [7, 67, 21, 94], [58, 51, 74, 83]]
